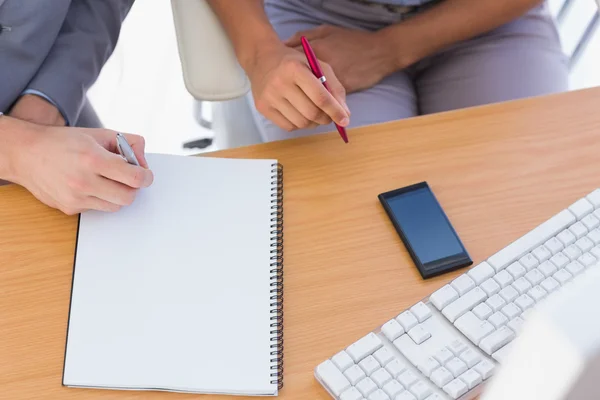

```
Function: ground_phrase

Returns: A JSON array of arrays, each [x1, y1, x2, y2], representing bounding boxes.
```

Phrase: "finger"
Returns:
[[284, 25, 330, 47], [121, 133, 150, 169], [295, 68, 350, 126], [99, 151, 154, 189], [286, 85, 332, 125], [277, 98, 315, 129], [264, 108, 296, 133], [83, 196, 122, 213], [321, 63, 350, 116], [85, 175, 138, 206]]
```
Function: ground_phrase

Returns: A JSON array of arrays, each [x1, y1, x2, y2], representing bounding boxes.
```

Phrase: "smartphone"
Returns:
[[378, 182, 472, 279]]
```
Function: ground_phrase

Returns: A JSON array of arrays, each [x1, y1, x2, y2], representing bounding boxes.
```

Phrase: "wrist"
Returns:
[[376, 25, 421, 71], [0, 116, 42, 184], [237, 31, 284, 74]]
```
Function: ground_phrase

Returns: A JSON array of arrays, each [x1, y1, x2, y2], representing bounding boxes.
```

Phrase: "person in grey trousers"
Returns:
[[0, 0, 154, 214], [209, 0, 568, 142]]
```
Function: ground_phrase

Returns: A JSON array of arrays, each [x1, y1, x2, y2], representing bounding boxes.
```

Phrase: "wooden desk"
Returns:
[[2, 88, 600, 399]]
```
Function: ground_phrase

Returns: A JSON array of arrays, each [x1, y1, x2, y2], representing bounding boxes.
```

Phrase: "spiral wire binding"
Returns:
[[269, 163, 284, 390]]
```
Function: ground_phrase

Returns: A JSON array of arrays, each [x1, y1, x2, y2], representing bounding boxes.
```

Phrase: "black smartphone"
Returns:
[[378, 182, 472, 279]]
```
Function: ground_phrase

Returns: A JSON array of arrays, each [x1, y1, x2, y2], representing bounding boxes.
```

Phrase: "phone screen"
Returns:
[[379, 183, 471, 278]]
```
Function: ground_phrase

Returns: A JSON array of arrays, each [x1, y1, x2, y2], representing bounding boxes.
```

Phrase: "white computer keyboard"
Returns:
[[315, 188, 600, 400]]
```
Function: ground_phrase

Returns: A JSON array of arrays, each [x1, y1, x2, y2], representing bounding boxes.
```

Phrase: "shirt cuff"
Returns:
[[21, 89, 71, 126]]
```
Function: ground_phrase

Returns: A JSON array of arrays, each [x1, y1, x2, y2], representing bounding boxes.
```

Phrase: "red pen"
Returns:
[[300, 36, 349, 143]]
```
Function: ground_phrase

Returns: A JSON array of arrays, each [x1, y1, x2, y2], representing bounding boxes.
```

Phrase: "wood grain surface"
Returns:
[[1, 88, 600, 399]]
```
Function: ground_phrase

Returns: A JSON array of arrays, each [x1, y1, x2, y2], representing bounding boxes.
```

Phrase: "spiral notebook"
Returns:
[[63, 154, 284, 396]]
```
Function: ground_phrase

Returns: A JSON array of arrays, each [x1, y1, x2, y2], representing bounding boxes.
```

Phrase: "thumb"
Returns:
[[321, 62, 350, 117]]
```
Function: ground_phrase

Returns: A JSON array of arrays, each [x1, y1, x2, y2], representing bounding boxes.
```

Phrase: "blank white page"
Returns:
[[64, 154, 278, 396]]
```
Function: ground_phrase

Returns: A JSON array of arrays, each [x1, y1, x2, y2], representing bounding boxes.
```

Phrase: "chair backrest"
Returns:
[[171, 0, 250, 101], [553, 0, 600, 69]]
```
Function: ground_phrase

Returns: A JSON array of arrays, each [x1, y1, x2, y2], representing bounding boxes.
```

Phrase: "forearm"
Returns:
[[381, 0, 543, 68], [0, 116, 36, 182], [207, 0, 281, 70]]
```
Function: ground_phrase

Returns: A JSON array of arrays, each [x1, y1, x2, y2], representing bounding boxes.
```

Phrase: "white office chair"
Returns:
[[171, 0, 262, 150]]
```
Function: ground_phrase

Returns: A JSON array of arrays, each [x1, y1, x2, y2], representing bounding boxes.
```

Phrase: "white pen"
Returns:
[[116, 133, 140, 166]]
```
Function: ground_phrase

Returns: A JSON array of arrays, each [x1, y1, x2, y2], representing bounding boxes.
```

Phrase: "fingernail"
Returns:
[[143, 171, 154, 187], [343, 103, 351, 115], [340, 117, 350, 126]]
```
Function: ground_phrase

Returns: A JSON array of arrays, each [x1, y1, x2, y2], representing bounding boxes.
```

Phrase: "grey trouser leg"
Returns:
[[255, 0, 567, 142]]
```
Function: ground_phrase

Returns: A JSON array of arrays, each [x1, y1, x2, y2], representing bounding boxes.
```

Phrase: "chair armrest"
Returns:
[[171, 0, 250, 101]]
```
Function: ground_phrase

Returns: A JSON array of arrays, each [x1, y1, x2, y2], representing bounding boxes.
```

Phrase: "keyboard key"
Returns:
[[425, 395, 446, 400], [544, 237, 564, 254], [479, 326, 515, 355], [410, 380, 432, 400], [395, 392, 416, 400], [442, 287, 487, 323], [501, 303, 521, 319], [566, 261, 585, 277], [492, 343, 513, 363], [454, 312, 494, 345], [430, 367, 453, 388], [532, 245, 551, 262], [538, 260, 557, 277], [459, 348, 482, 368], [579, 253, 597, 267], [575, 237, 594, 253], [499, 285, 519, 302], [368, 389, 390, 400], [472, 303, 493, 320], [587, 228, 600, 244], [514, 294, 535, 311], [443, 378, 468, 399], [429, 285, 459, 310], [512, 277, 532, 294], [410, 302, 432, 323], [480, 278, 500, 296], [519, 253, 539, 271], [582, 214, 600, 230], [316, 360, 351, 396], [433, 347, 455, 366], [382, 319, 405, 342], [345, 364, 367, 385], [447, 339, 468, 356], [541, 276, 560, 293], [408, 325, 431, 345], [525, 268, 544, 285], [372, 368, 393, 387], [506, 261, 526, 279], [393, 335, 420, 367], [359, 355, 381, 375], [398, 370, 418, 388], [374, 348, 395, 366], [586, 189, 600, 208], [356, 377, 378, 397], [347, 333, 383, 363], [550, 252, 570, 269], [553, 268, 573, 284], [507, 316, 525, 332], [474, 360, 495, 380], [486, 294, 506, 312], [488, 311, 508, 328], [341, 387, 364, 400], [333, 350, 355, 371], [487, 209, 574, 271], [418, 357, 440, 377], [569, 198, 594, 219], [528, 285, 547, 302], [446, 357, 467, 377], [569, 222, 588, 239], [397, 311, 419, 332], [451, 275, 475, 296], [383, 380, 404, 398], [493, 270, 514, 288], [385, 359, 408, 378], [592, 245, 600, 259], [557, 229, 577, 246], [458, 369, 482, 390], [467, 262, 494, 285]]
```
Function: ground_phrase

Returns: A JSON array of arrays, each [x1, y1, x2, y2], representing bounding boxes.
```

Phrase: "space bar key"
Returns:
[[487, 209, 575, 271]]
